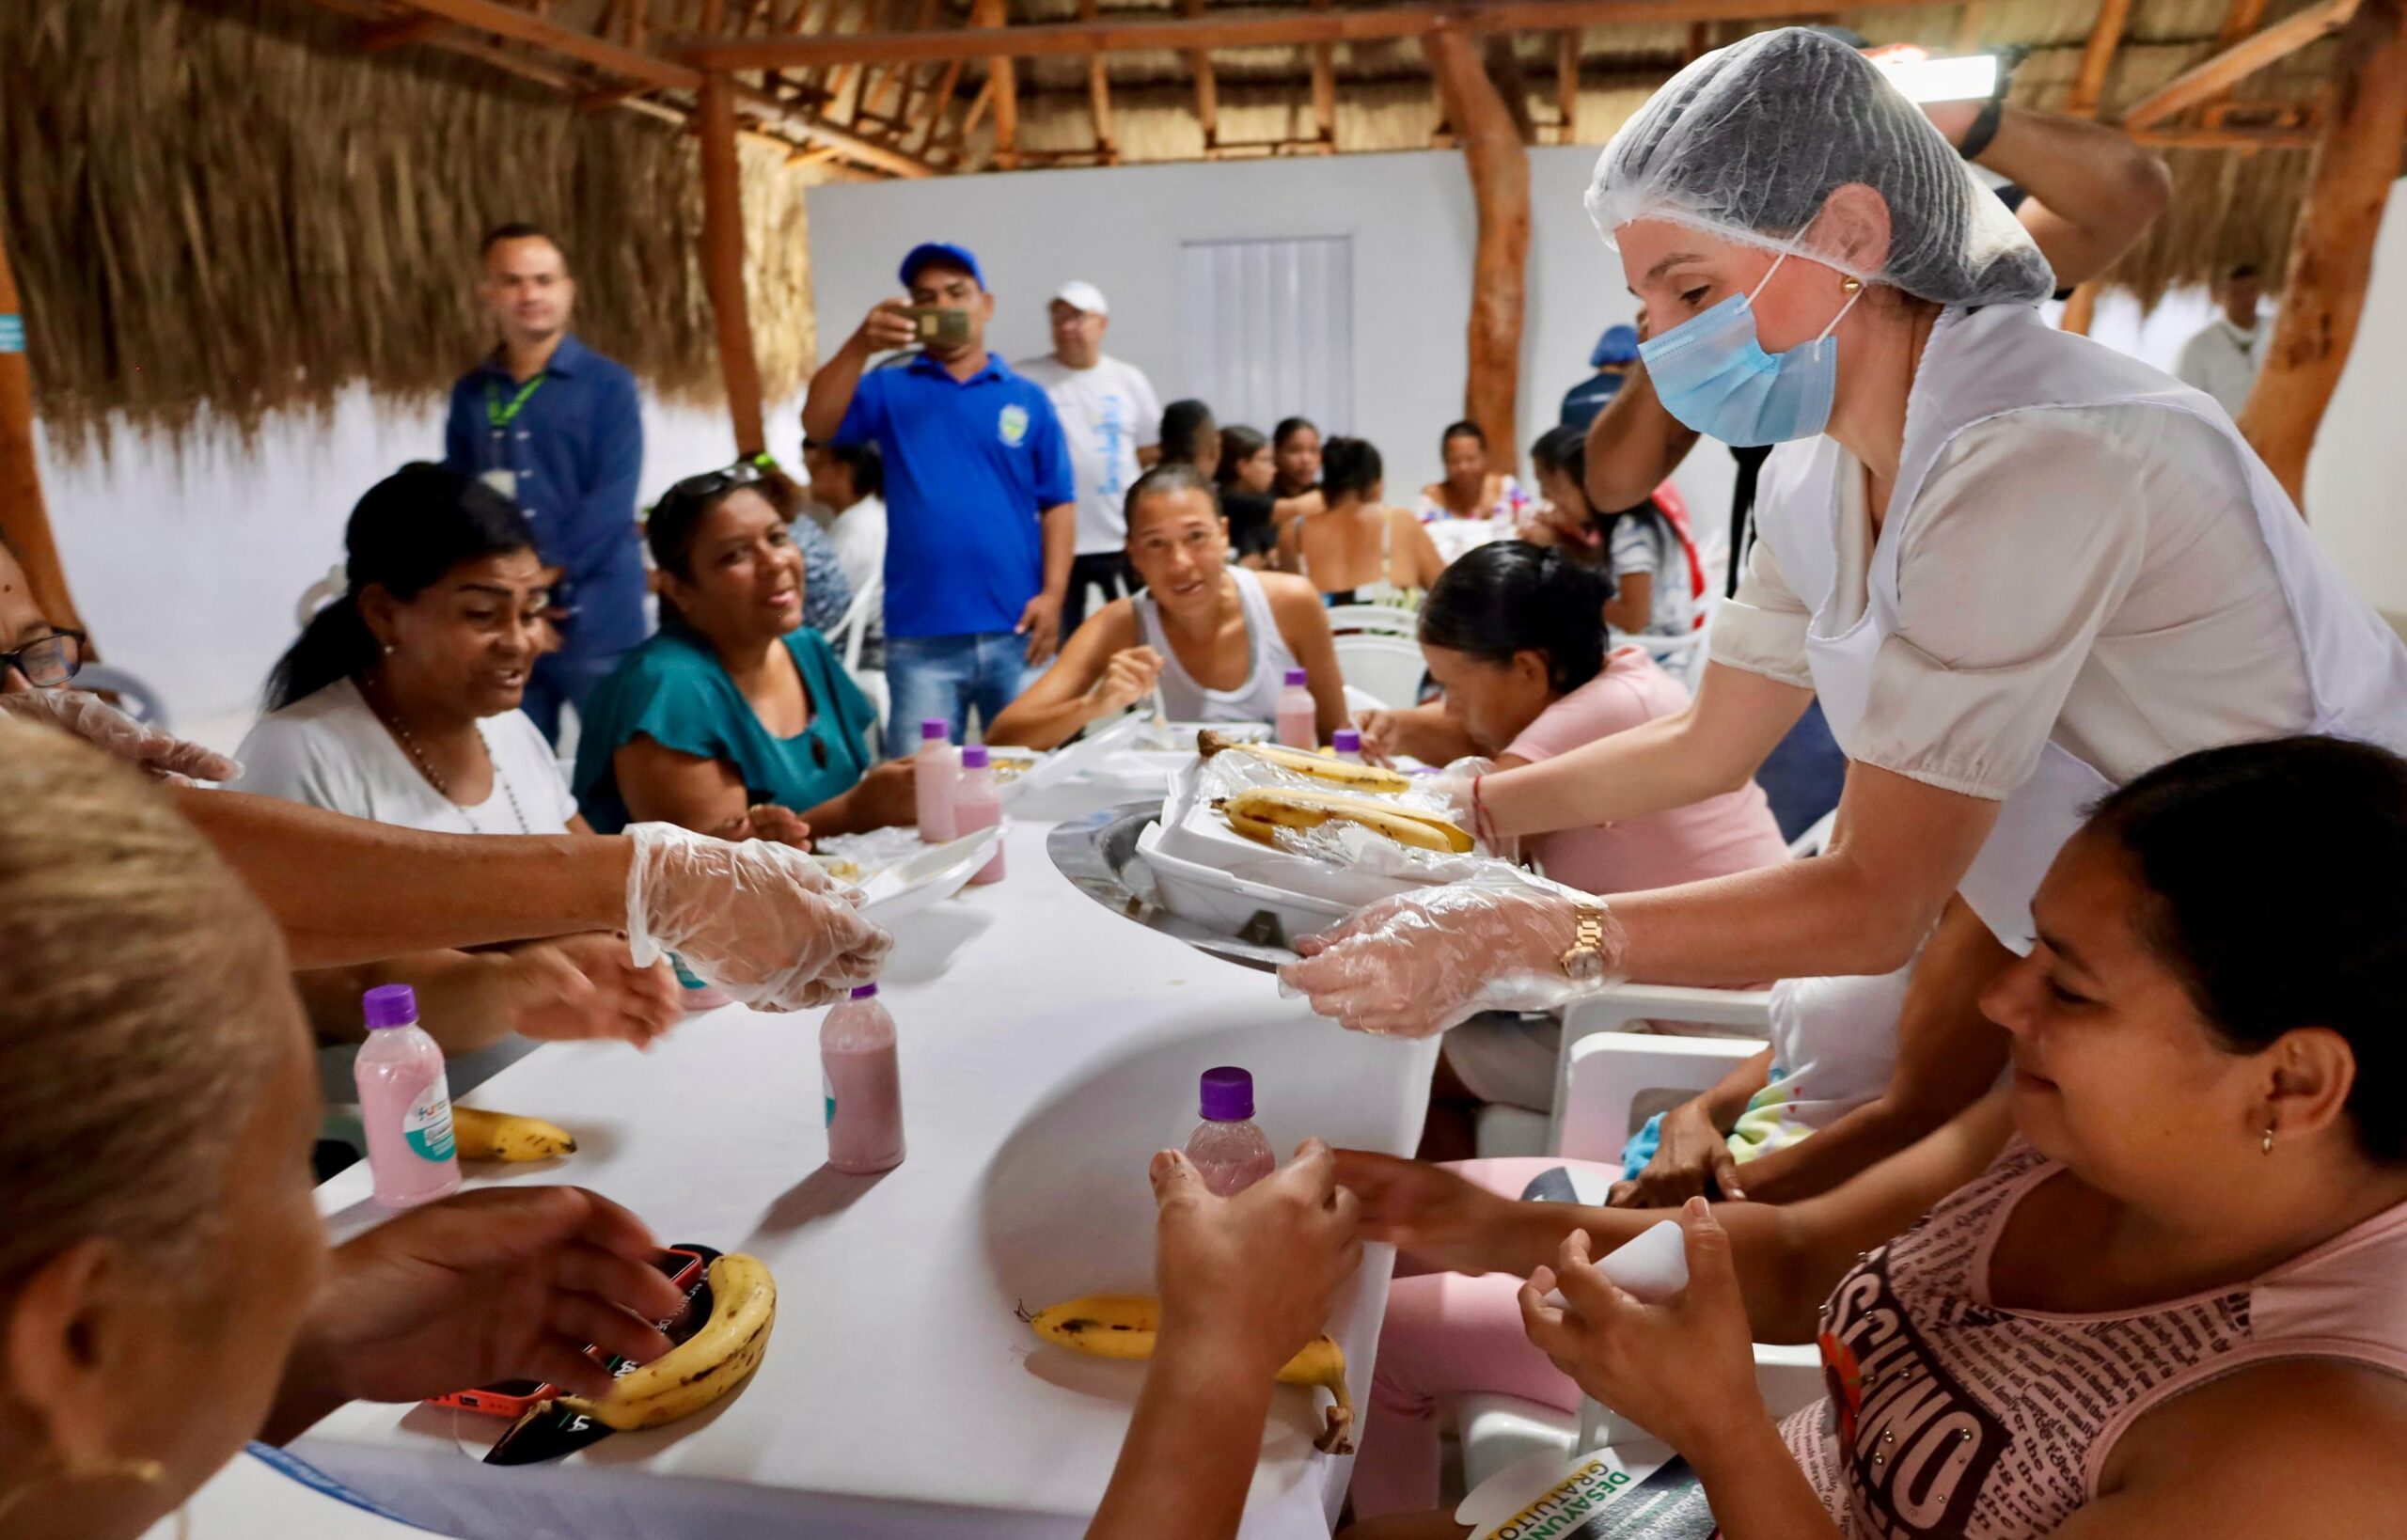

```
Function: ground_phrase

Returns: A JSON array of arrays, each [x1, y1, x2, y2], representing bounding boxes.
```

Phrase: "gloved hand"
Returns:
[[1278, 875, 1622, 1038], [622, 822, 891, 1012], [0, 688, 242, 784]]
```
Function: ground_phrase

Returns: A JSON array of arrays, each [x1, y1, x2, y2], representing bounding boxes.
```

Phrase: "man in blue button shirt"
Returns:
[[443, 223, 646, 745], [803, 242, 1075, 757]]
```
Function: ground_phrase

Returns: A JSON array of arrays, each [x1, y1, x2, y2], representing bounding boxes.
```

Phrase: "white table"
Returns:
[[300, 805, 1437, 1540]]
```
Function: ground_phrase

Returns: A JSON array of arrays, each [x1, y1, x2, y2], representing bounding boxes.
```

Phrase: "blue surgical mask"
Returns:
[[1639, 250, 1866, 447]]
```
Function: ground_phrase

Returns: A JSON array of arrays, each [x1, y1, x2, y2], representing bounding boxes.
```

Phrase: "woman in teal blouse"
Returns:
[[574, 460, 917, 839]]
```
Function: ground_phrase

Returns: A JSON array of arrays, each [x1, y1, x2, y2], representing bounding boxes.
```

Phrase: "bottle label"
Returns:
[[404, 1076, 457, 1163], [822, 1066, 837, 1129], [669, 954, 707, 990]]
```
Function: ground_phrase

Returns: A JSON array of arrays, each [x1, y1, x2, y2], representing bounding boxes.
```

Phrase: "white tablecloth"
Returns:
[[298, 808, 1437, 1540]]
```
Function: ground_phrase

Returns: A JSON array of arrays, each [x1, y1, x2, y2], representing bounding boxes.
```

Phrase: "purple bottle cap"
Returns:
[[362, 983, 418, 1030], [1283, 668, 1309, 687], [1199, 1066, 1254, 1122], [961, 745, 990, 769], [1332, 728, 1362, 753], [921, 718, 950, 741], [850, 983, 879, 1000]]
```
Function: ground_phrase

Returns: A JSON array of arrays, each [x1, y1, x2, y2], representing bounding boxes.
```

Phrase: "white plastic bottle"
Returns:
[[954, 745, 1006, 884], [1183, 1066, 1277, 1197], [354, 985, 464, 1209], [1329, 727, 1365, 764], [1274, 668, 1317, 749], [821, 983, 905, 1173], [914, 718, 959, 843]]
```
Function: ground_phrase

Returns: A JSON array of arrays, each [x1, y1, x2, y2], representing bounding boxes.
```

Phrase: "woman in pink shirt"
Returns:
[[1342, 736, 2407, 1535], [1356, 541, 1789, 899]]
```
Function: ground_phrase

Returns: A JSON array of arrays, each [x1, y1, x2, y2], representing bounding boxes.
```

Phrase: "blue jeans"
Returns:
[[523, 647, 627, 747], [883, 632, 1034, 758]]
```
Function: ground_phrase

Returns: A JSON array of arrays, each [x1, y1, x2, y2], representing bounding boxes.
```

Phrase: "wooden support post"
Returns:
[[1555, 28, 1581, 142], [1426, 25, 1530, 474], [0, 218, 87, 638], [698, 75, 767, 458], [1181, 0, 1220, 152], [2058, 280, 2099, 336], [973, 0, 1019, 169], [2239, 0, 2407, 506], [1079, 0, 1119, 161], [1310, 0, 1338, 149], [916, 55, 970, 152], [2068, 0, 2135, 117]]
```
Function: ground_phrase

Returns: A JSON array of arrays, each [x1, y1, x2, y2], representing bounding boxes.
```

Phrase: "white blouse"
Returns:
[[1708, 404, 2316, 800]]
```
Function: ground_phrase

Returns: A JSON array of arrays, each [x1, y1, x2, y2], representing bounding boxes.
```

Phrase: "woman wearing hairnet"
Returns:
[[1282, 28, 2407, 1038]]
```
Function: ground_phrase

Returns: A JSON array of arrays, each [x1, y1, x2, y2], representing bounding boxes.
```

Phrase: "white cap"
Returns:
[[1052, 279, 1109, 317]]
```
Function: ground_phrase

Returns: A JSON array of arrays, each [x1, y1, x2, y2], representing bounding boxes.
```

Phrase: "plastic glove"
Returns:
[[1424, 756, 1493, 830], [1278, 874, 1623, 1038], [0, 688, 242, 783], [622, 822, 891, 1012]]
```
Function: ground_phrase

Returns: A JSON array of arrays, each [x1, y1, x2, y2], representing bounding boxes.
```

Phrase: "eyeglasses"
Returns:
[[0, 629, 87, 688]]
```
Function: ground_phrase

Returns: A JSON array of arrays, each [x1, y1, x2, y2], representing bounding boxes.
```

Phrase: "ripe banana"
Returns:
[[1216, 786, 1474, 856], [558, 1254, 776, 1431], [1020, 1294, 1356, 1454], [1198, 728, 1410, 794], [450, 1106, 577, 1162]]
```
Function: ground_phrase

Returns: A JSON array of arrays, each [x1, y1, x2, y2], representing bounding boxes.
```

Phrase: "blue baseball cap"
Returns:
[[900, 242, 985, 291], [1590, 324, 1641, 369]]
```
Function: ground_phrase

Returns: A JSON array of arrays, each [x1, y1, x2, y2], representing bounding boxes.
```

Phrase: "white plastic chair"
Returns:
[[1324, 604, 1417, 636], [826, 573, 881, 674], [1457, 1026, 1823, 1485], [1333, 633, 1426, 709], [1789, 808, 1837, 858], [75, 664, 174, 731]]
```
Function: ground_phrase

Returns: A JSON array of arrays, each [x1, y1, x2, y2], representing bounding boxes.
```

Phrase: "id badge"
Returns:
[[480, 467, 519, 499]]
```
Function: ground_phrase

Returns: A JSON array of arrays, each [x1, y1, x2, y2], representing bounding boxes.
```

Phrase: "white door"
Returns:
[[1177, 236, 1354, 435]]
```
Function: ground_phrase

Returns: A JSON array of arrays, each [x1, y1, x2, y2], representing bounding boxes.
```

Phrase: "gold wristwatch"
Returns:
[[1560, 904, 1611, 984]]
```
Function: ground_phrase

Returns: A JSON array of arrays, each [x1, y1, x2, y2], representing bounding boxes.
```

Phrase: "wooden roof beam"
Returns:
[[1181, 0, 1221, 150], [914, 55, 971, 151], [2120, 0, 2363, 130], [1555, 27, 1580, 142], [674, 0, 1963, 71], [732, 82, 940, 175], [1310, 0, 1338, 149], [370, 0, 702, 89], [972, 0, 1020, 169], [1080, 0, 1121, 162], [2065, 0, 2135, 117]]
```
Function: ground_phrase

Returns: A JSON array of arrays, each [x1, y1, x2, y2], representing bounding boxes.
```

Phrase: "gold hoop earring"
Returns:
[[2262, 1125, 2276, 1155]]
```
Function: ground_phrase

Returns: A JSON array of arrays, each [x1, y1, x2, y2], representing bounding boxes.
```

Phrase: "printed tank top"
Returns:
[[1782, 1139, 2407, 1538]]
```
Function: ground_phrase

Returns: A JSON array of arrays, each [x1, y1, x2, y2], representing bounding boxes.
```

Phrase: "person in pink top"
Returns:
[[1355, 541, 1790, 1126], [1338, 736, 2407, 1537]]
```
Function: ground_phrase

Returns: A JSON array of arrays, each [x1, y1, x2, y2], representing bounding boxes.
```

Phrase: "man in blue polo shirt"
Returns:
[[443, 223, 646, 745], [803, 242, 1075, 757]]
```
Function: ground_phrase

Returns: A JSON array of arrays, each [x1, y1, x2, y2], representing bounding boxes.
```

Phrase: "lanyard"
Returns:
[[484, 374, 546, 432]]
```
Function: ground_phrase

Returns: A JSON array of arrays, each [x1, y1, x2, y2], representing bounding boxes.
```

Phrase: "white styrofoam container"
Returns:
[[1150, 757, 1443, 910], [1135, 819, 1355, 948]]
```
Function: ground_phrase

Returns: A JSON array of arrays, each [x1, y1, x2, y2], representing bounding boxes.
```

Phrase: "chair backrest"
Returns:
[[75, 664, 173, 731], [1323, 604, 1419, 637], [827, 574, 882, 673], [1332, 633, 1426, 709], [1788, 809, 1837, 858]]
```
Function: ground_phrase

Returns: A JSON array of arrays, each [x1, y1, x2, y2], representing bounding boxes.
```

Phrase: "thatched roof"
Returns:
[[4, 0, 824, 453], [6, 0, 2361, 446]]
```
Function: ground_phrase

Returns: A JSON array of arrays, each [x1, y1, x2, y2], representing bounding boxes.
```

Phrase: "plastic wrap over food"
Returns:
[[1194, 744, 1502, 884]]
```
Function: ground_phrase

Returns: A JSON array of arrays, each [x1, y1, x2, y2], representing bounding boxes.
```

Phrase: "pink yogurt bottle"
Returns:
[[954, 745, 1006, 884], [354, 985, 464, 1209], [822, 983, 905, 1173], [1274, 668, 1316, 749], [915, 718, 959, 843]]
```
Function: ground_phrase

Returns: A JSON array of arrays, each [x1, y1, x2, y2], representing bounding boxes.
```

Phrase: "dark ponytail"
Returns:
[[1418, 540, 1611, 694], [267, 464, 536, 710], [2085, 735, 2407, 1165], [1319, 436, 1383, 500]]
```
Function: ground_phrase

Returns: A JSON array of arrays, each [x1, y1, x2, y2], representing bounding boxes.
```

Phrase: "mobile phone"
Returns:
[[902, 305, 971, 346], [427, 1247, 706, 1417]]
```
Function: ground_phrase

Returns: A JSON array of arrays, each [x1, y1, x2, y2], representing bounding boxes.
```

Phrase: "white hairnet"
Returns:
[[1586, 27, 2054, 308]]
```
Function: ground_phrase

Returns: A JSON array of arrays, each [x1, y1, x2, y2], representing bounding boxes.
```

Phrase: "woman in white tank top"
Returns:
[[988, 464, 1348, 750]]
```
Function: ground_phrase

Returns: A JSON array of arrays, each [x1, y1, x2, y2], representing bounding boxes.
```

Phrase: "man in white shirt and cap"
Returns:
[[1015, 280, 1164, 635], [2174, 262, 2267, 420]]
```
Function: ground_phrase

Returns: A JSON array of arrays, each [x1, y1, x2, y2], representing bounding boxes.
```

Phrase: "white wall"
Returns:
[[807, 146, 1738, 525], [2303, 193, 2407, 619], [34, 386, 801, 738]]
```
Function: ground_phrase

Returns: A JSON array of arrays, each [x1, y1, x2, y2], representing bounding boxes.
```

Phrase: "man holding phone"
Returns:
[[803, 242, 1076, 756]]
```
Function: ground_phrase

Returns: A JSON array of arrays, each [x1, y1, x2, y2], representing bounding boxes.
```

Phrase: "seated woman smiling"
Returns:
[[574, 459, 913, 840], [987, 464, 1347, 750]]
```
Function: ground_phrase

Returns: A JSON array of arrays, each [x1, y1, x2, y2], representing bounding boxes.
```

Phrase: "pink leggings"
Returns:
[[1351, 1158, 1613, 1520]]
